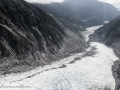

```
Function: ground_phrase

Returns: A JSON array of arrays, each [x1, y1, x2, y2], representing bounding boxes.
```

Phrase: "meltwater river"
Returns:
[[0, 25, 118, 90]]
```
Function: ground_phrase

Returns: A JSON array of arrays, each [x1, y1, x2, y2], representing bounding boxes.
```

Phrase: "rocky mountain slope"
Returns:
[[90, 16, 120, 58], [89, 16, 120, 90], [33, 0, 120, 28], [0, 0, 86, 74]]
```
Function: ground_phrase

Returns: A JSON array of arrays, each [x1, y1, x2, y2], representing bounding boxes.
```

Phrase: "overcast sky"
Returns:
[[98, 0, 120, 4], [98, 0, 120, 10]]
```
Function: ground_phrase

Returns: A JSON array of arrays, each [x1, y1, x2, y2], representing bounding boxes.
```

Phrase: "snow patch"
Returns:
[[0, 24, 19, 38]]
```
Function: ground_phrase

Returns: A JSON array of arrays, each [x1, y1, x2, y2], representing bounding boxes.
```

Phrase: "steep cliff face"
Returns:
[[0, 0, 86, 74]]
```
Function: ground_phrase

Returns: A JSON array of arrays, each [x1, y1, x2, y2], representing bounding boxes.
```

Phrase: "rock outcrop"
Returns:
[[112, 60, 120, 90]]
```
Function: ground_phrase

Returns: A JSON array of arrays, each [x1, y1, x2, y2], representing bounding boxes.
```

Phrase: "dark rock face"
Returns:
[[0, 0, 86, 74], [112, 60, 120, 90], [33, 0, 120, 28]]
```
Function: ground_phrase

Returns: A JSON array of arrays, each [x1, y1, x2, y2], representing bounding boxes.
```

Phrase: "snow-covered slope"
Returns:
[[0, 26, 118, 90]]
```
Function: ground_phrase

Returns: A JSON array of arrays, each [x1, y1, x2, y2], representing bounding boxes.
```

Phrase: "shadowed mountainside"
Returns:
[[90, 16, 120, 58], [0, 0, 86, 74], [33, 0, 120, 29]]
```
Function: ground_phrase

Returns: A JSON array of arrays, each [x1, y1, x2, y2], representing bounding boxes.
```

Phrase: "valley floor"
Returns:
[[0, 25, 118, 90]]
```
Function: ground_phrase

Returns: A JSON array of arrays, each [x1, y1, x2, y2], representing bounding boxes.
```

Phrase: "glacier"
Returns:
[[0, 25, 118, 90]]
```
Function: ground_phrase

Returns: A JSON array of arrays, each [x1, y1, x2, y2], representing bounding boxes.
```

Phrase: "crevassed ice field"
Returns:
[[0, 25, 118, 90]]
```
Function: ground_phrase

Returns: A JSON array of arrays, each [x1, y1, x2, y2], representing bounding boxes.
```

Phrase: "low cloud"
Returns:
[[98, 0, 120, 10], [98, 0, 120, 4], [25, 0, 65, 3]]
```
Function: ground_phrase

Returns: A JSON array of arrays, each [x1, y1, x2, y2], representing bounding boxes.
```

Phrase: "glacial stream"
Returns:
[[0, 25, 118, 90]]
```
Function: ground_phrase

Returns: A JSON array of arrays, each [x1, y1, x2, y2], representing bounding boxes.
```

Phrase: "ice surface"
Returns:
[[0, 25, 118, 90], [81, 25, 103, 41]]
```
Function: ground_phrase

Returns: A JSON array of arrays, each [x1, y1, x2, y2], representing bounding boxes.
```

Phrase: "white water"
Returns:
[[0, 25, 118, 90]]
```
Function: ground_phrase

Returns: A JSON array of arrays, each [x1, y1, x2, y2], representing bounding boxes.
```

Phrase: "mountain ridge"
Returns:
[[0, 0, 86, 74], [33, 0, 120, 29]]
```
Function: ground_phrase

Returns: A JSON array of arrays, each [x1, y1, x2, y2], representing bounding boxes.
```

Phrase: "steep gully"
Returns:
[[0, 25, 119, 90]]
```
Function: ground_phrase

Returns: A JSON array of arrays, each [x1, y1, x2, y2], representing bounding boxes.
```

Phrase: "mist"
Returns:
[[25, 0, 65, 3]]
